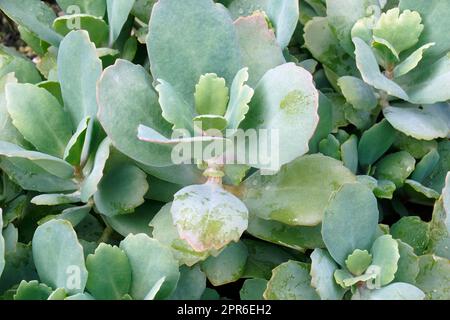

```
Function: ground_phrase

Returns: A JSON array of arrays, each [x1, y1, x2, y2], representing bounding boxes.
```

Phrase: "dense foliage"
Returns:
[[0, 0, 449, 300]]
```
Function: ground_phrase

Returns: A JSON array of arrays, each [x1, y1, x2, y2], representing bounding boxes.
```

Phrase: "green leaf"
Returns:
[[404, 179, 440, 200], [234, 12, 285, 87], [240, 278, 267, 300], [5, 83, 72, 158], [224, 68, 254, 131], [353, 37, 408, 100], [86, 243, 132, 300], [194, 73, 229, 116], [147, 0, 241, 106], [340, 135, 358, 174], [14, 280, 52, 300], [65, 292, 95, 300], [319, 134, 341, 160], [264, 261, 319, 300], [107, 0, 135, 46], [326, 0, 377, 55], [58, 30, 102, 128], [0, 46, 41, 84], [32, 220, 88, 294], [358, 119, 397, 166], [399, 0, 450, 62], [0, 141, 74, 179], [242, 239, 295, 280], [47, 288, 67, 300], [57, 204, 92, 227], [64, 117, 90, 166], [150, 203, 211, 266], [309, 93, 333, 153], [31, 192, 81, 206], [411, 149, 440, 183], [155, 79, 195, 132], [94, 164, 149, 217], [80, 138, 111, 202], [345, 249, 372, 276], [422, 141, 450, 193], [119, 233, 180, 300], [247, 214, 325, 251], [338, 76, 377, 111], [354, 282, 425, 300], [266, 0, 299, 48], [322, 183, 379, 266], [395, 240, 420, 284], [53, 14, 109, 48], [193, 115, 228, 131], [241, 63, 319, 170], [97, 59, 173, 167], [383, 103, 450, 141], [202, 241, 248, 286], [393, 43, 435, 78], [2, 223, 18, 254], [373, 8, 423, 55], [243, 154, 356, 226], [415, 255, 450, 300], [56, 0, 106, 16], [371, 235, 400, 286], [374, 151, 416, 187], [168, 265, 206, 300], [0, 0, 63, 47], [391, 216, 430, 255], [105, 201, 158, 237], [172, 183, 248, 252], [310, 249, 346, 300]]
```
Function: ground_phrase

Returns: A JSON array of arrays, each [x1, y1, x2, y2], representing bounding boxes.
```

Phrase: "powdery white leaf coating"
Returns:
[[171, 183, 249, 252]]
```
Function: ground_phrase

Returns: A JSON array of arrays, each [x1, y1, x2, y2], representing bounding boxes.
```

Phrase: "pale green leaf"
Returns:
[[310, 249, 346, 300], [107, 0, 135, 45], [371, 235, 400, 286], [345, 249, 372, 276]]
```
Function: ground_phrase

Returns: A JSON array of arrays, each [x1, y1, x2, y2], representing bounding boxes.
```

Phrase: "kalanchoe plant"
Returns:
[[0, 0, 448, 301]]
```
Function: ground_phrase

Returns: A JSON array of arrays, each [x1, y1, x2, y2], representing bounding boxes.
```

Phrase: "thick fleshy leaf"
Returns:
[[194, 73, 229, 116], [171, 183, 248, 252], [337, 76, 377, 111], [353, 37, 408, 100], [240, 63, 319, 170], [411, 149, 440, 183], [234, 13, 285, 87], [421, 141, 450, 193], [371, 235, 400, 286], [322, 183, 379, 266], [310, 249, 346, 300], [201, 241, 248, 286], [168, 265, 206, 300], [264, 261, 319, 300], [155, 80, 195, 132], [242, 239, 295, 280], [326, 0, 377, 55], [192, 115, 228, 131], [395, 240, 420, 284], [119, 233, 180, 300], [373, 8, 423, 55], [304, 17, 357, 78], [58, 30, 102, 128], [404, 179, 440, 200], [243, 154, 356, 227], [97, 59, 173, 167], [31, 192, 81, 206], [354, 283, 425, 300], [393, 43, 435, 78], [345, 249, 372, 276], [265, 0, 298, 48], [80, 138, 111, 202], [106, 0, 135, 45], [340, 135, 358, 174], [358, 119, 397, 166], [47, 288, 67, 300], [383, 103, 450, 140], [13, 280, 52, 300], [53, 14, 109, 48], [65, 292, 95, 300], [391, 216, 430, 255], [56, 0, 107, 16], [0, 209, 4, 278], [32, 220, 88, 294], [0, 0, 63, 47], [94, 164, 149, 217], [240, 278, 267, 300], [0, 141, 74, 179], [374, 151, 416, 188], [0, 46, 41, 84], [415, 255, 450, 300], [308, 93, 333, 153], [247, 214, 325, 251], [319, 134, 341, 160], [147, 0, 241, 105], [150, 203, 211, 266], [86, 243, 132, 300], [224, 68, 253, 131], [64, 117, 90, 166], [5, 83, 72, 158]]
